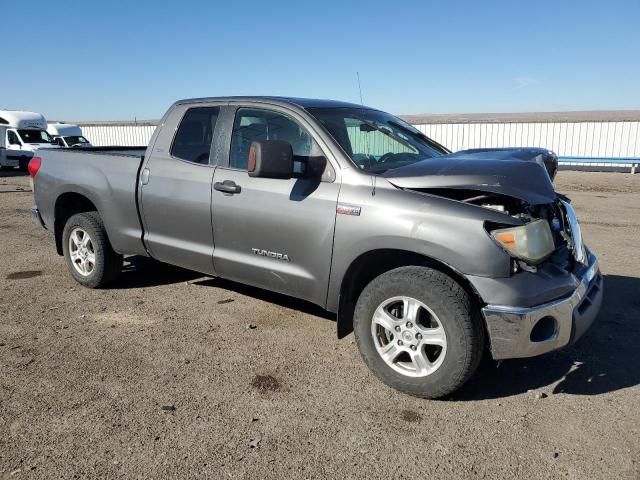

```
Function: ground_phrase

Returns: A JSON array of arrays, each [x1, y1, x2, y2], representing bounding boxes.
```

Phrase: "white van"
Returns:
[[47, 123, 92, 148], [0, 110, 59, 170]]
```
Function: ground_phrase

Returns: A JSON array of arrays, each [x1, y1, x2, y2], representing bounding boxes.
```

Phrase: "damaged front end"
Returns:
[[421, 188, 601, 359], [381, 147, 581, 275], [383, 150, 602, 359], [409, 187, 583, 276]]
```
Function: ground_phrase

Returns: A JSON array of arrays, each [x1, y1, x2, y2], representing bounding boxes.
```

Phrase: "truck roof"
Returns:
[[0, 110, 48, 130], [174, 96, 371, 110]]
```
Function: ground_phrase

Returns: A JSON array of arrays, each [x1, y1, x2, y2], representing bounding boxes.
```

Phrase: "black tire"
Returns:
[[353, 266, 485, 399], [62, 212, 123, 288]]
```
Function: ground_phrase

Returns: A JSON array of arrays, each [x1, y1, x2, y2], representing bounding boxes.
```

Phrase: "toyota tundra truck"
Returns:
[[29, 97, 603, 398]]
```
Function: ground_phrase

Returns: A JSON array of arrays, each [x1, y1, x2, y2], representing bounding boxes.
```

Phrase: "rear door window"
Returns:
[[171, 107, 220, 164]]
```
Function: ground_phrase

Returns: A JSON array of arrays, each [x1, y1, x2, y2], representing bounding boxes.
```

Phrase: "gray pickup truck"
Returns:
[[30, 97, 602, 398]]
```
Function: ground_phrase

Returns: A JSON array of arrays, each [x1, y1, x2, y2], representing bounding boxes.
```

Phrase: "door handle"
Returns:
[[141, 168, 150, 185], [214, 180, 241, 194]]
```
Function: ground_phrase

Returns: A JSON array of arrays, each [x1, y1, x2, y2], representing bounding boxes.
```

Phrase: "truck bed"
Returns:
[[33, 146, 148, 257], [52, 146, 147, 157]]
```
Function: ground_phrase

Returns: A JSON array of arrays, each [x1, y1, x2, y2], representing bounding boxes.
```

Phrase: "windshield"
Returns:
[[17, 129, 53, 144], [307, 107, 448, 173], [64, 136, 89, 146]]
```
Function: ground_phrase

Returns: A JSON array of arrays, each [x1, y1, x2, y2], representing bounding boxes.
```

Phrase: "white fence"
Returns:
[[80, 125, 156, 147], [78, 119, 640, 159], [414, 121, 640, 158]]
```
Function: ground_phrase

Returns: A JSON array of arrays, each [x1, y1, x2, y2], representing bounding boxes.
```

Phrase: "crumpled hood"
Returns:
[[382, 148, 557, 205]]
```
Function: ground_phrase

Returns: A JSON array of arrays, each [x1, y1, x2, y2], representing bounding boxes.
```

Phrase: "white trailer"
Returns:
[[47, 123, 92, 148], [0, 110, 59, 170]]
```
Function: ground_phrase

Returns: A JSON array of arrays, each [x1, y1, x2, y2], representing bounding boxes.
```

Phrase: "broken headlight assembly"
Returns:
[[490, 219, 555, 264]]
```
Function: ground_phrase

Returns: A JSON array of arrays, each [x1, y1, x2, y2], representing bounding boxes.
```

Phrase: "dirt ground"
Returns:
[[1, 170, 638, 479]]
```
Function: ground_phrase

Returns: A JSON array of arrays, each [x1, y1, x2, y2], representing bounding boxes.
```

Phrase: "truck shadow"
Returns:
[[194, 277, 335, 319], [456, 274, 640, 400], [114, 256, 201, 288], [114, 256, 334, 319], [114, 259, 639, 399]]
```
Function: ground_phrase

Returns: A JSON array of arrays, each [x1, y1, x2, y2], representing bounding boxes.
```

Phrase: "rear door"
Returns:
[[139, 103, 222, 274], [211, 104, 340, 306]]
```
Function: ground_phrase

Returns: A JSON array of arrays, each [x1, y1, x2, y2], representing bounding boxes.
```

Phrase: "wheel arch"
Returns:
[[53, 192, 99, 255], [335, 249, 485, 339]]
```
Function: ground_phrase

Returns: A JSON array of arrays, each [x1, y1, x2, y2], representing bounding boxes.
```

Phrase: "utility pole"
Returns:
[[356, 72, 364, 105]]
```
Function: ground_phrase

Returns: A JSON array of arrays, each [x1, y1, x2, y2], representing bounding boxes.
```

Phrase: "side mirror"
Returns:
[[248, 140, 293, 179]]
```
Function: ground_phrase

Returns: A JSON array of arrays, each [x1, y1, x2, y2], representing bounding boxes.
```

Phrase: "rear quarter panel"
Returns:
[[34, 149, 147, 256]]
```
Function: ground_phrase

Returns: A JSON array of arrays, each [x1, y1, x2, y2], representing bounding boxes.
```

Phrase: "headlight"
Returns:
[[491, 219, 554, 264]]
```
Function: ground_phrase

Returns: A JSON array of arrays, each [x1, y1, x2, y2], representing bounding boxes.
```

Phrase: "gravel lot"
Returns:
[[1, 170, 638, 479]]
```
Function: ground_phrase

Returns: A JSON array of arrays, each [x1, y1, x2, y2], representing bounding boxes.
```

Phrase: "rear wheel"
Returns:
[[353, 266, 484, 399], [62, 212, 122, 288]]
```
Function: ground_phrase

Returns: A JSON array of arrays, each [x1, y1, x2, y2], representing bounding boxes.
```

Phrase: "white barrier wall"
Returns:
[[414, 121, 640, 158], [80, 125, 157, 147], [78, 120, 640, 158]]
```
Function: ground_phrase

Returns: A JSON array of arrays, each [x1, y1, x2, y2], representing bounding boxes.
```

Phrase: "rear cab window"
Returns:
[[171, 107, 220, 164]]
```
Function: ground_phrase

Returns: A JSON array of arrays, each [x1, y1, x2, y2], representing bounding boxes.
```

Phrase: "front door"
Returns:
[[6, 130, 23, 152], [211, 106, 340, 307], [139, 104, 221, 275]]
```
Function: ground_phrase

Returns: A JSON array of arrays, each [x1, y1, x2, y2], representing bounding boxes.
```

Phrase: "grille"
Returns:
[[560, 200, 585, 263]]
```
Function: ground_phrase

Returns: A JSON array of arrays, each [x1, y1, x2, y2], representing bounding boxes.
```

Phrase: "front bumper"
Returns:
[[481, 251, 602, 359]]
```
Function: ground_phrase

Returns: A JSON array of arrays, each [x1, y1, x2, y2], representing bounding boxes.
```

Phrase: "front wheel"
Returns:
[[62, 212, 123, 288], [353, 266, 485, 399]]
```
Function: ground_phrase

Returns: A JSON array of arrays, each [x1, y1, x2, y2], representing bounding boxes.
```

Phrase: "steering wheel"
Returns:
[[352, 153, 372, 169], [195, 152, 210, 164], [377, 152, 395, 163]]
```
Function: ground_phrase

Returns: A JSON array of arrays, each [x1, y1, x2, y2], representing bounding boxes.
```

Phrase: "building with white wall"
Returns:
[[68, 111, 640, 161]]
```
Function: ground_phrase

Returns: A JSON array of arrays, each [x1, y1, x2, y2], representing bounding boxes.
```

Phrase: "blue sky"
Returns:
[[2, 0, 639, 120]]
